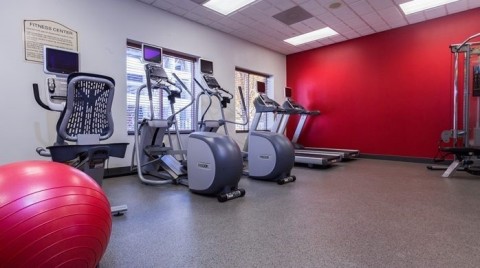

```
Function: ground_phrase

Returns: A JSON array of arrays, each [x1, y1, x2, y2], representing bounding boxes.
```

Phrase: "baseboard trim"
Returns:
[[104, 155, 443, 177], [358, 154, 438, 164], [104, 166, 136, 178]]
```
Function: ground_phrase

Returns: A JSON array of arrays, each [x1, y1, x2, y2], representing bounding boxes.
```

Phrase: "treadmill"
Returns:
[[274, 87, 360, 160], [253, 83, 341, 167]]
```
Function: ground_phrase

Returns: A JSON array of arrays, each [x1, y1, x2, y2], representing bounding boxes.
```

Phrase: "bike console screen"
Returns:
[[44, 46, 79, 76]]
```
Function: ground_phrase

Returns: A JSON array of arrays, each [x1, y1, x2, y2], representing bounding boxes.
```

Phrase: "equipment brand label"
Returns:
[[197, 162, 211, 169]]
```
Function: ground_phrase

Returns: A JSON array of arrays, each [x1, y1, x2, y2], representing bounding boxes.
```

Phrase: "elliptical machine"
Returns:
[[247, 81, 296, 184], [132, 45, 244, 202], [195, 62, 296, 185], [132, 58, 190, 184]]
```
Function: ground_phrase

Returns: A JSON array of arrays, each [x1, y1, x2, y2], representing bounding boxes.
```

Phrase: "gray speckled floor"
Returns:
[[100, 159, 480, 268]]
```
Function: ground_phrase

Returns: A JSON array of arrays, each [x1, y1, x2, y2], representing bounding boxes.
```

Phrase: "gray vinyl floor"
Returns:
[[100, 159, 480, 268]]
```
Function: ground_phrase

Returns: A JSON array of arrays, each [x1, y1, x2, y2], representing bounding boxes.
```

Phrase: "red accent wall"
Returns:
[[286, 8, 480, 159]]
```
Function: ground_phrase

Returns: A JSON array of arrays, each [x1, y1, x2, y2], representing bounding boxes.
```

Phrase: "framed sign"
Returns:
[[24, 20, 78, 63]]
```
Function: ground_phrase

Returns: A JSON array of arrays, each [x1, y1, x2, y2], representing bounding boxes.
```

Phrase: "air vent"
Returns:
[[273, 6, 314, 26]]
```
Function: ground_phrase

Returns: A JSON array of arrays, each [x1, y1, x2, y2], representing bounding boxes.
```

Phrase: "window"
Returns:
[[234, 69, 270, 131], [126, 43, 195, 133]]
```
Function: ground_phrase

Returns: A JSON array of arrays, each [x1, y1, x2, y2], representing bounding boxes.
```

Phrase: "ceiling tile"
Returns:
[[302, 17, 327, 29], [350, 0, 375, 16], [299, 1, 328, 16], [356, 26, 376, 35], [469, 0, 480, 8], [424, 6, 447, 19], [342, 31, 361, 39], [152, 0, 174, 10], [265, 0, 296, 11], [169, 6, 189, 16], [137, 0, 478, 54], [367, 0, 395, 10], [447, 0, 469, 13], [404, 12, 426, 24], [289, 22, 313, 32]]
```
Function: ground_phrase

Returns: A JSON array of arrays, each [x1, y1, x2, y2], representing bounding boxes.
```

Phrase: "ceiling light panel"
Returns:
[[400, 0, 460, 15], [203, 0, 256, 15], [284, 27, 339, 46]]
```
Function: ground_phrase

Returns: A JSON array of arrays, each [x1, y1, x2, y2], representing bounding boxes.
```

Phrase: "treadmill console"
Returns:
[[257, 81, 278, 107], [283, 87, 319, 115], [261, 95, 280, 107], [284, 87, 304, 110], [257, 82, 275, 103]]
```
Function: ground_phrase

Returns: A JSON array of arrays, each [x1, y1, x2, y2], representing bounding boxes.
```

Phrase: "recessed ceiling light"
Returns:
[[399, 0, 460, 15], [203, 0, 256, 15], [284, 27, 339, 46]]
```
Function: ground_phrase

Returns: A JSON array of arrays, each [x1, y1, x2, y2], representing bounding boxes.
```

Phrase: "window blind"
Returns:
[[126, 45, 195, 133], [234, 69, 270, 131]]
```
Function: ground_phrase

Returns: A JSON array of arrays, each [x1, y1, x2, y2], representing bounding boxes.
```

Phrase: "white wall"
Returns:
[[0, 0, 286, 167]]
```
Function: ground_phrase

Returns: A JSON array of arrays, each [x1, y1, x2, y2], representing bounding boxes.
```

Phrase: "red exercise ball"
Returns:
[[0, 161, 112, 268]]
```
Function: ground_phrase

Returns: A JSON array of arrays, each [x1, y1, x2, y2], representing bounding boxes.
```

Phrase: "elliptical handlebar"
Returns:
[[196, 77, 234, 108], [33, 83, 59, 158], [194, 76, 249, 132], [138, 64, 193, 122], [195, 76, 233, 101], [236, 86, 249, 127], [33, 83, 53, 111], [145, 63, 184, 102], [194, 77, 213, 94], [194, 78, 215, 131], [36, 147, 51, 157], [218, 87, 234, 100], [170, 73, 194, 121]]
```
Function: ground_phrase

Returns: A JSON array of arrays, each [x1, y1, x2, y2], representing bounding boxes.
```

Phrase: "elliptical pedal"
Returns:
[[144, 145, 171, 157], [159, 154, 187, 178]]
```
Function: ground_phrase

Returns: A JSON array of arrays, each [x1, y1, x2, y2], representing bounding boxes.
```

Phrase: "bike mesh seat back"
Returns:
[[56, 72, 116, 143]]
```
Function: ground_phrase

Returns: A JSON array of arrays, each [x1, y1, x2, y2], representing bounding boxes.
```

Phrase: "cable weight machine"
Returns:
[[429, 33, 480, 177]]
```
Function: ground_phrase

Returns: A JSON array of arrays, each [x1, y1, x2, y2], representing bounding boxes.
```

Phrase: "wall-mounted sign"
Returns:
[[23, 20, 78, 63]]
